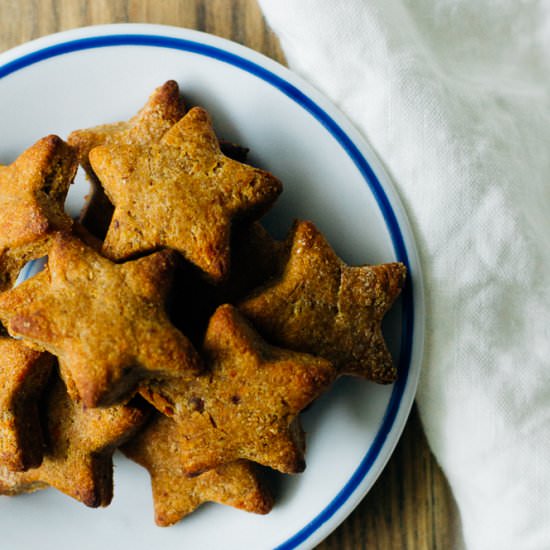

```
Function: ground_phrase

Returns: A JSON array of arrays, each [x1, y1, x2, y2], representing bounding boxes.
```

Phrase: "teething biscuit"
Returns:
[[239, 220, 406, 382], [0, 233, 202, 407], [141, 304, 334, 475], [0, 135, 77, 290], [0, 375, 147, 507], [90, 107, 282, 281], [122, 413, 273, 526]]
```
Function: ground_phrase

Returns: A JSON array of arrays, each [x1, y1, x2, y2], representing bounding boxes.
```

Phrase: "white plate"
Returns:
[[0, 24, 424, 550]]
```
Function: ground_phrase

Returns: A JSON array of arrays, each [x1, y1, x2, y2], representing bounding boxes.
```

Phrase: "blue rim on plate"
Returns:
[[0, 32, 415, 550]]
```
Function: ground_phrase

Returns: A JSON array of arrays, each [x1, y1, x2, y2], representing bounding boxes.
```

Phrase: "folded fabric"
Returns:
[[258, 1, 550, 549]]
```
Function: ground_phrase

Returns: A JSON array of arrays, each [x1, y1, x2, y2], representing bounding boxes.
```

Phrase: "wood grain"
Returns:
[[0, 0, 284, 60], [0, 1, 457, 548]]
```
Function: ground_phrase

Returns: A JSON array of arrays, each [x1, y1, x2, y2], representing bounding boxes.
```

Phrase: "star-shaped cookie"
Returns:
[[0, 233, 202, 407], [68, 80, 185, 238], [122, 413, 273, 526], [238, 220, 407, 382], [0, 135, 77, 291], [0, 375, 148, 507], [90, 106, 283, 281], [141, 304, 334, 475], [0, 336, 53, 471]]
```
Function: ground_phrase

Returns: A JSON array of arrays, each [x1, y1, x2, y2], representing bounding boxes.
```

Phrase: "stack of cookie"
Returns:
[[0, 81, 406, 526]]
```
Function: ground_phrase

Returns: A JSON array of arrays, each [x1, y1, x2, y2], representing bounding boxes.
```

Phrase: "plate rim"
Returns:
[[0, 23, 425, 550]]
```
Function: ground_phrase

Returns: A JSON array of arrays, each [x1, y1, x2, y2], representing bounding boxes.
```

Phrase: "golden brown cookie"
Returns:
[[0, 375, 147, 507], [0, 135, 77, 291], [89, 106, 283, 281], [122, 413, 273, 526], [141, 304, 334, 475], [0, 232, 202, 407], [68, 80, 185, 239], [239, 220, 406, 382], [0, 337, 53, 471]]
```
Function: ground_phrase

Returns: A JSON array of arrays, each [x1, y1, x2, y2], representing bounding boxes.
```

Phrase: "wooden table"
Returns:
[[0, 1, 458, 548]]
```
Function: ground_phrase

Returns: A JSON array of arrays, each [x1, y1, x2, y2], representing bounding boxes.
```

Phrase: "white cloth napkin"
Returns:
[[258, 1, 550, 549]]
